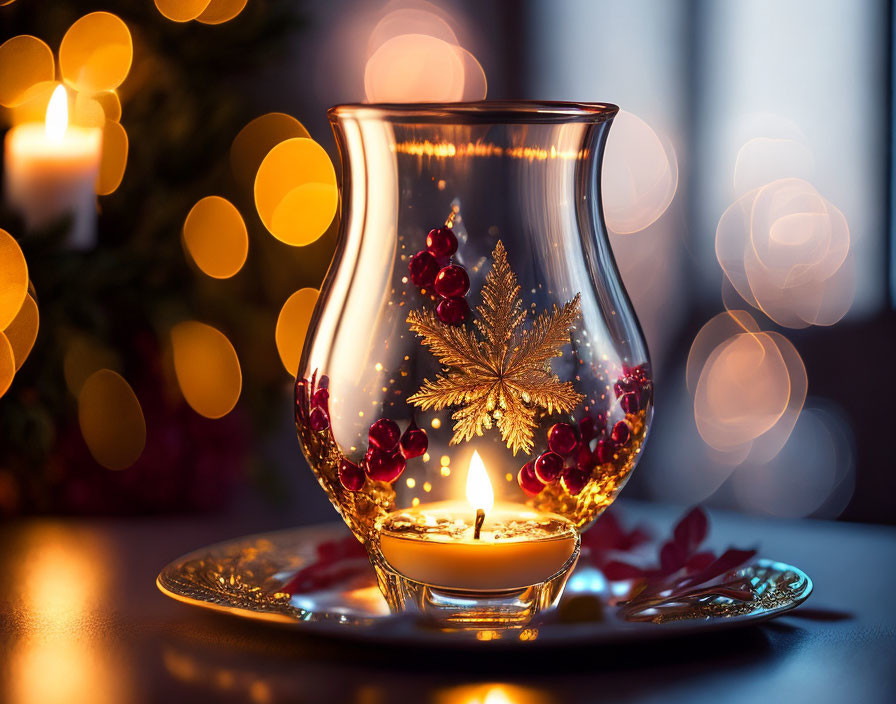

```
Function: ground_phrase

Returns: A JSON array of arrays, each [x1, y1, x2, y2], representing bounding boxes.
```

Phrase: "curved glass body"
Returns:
[[296, 102, 652, 549]]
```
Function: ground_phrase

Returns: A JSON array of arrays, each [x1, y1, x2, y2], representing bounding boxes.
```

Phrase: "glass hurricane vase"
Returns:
[[295, 102, 653, 627]]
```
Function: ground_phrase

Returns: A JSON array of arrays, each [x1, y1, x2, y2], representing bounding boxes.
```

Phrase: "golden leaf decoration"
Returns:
[[407, 241, 583, 455]]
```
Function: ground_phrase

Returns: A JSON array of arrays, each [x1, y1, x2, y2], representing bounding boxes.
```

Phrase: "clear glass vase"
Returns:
[[295, 102, 652, 627]]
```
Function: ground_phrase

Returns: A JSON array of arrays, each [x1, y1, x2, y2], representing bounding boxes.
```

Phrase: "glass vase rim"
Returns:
[[328, 100, 619, 124]]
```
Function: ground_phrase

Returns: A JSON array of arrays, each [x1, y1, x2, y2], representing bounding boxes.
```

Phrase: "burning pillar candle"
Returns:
[[4, 85, 102, 249], [377, 451, 578, 591]]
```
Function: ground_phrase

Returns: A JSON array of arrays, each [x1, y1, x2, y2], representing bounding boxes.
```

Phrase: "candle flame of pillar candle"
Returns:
[[45, 85, 68, 143], [466, 450, 494, 515]]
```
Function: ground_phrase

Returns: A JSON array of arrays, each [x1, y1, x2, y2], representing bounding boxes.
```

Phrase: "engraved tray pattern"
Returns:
[[157, 523, 813, 648]]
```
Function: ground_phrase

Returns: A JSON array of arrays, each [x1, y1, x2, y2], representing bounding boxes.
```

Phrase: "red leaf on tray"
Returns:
[[280, 534, 370, 594]]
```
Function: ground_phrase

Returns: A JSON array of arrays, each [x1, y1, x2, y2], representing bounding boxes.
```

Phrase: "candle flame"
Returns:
[[465, 450, 494, 514], [45, 85, 68, 142]]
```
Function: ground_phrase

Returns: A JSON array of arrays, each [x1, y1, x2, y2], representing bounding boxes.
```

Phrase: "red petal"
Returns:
[[673, 506, 708, 553], [602, 560, 648, 580]]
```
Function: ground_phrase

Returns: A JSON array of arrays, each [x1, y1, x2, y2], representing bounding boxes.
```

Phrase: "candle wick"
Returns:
[[474, 508, 485, 540]]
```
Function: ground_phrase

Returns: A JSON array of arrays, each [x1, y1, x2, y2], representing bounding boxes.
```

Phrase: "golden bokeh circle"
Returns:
[[171, 321, 242, 419], [0, 333, 13, 398], [0, 35, 55, 108], [275, 288, 319, 376], [96, 120, 129, 195], [254, 138, 337, 246], [230, 113, 310, 190], [59, 12, 133, 94], [93, 90, 122, 122], [0, 229, 28, 331], [182, 196, 248, 279], [154, 0, 212, 22], [198, 0, 249, 24], [3, 293, 39, 371], [78, 369, 146, 470]]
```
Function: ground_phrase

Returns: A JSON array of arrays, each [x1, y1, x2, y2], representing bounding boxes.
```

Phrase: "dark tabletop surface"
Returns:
[[1, 501, 894, 704]]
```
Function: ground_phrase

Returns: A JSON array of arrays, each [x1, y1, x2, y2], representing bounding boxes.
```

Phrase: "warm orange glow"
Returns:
[[0, 228, 29, 330], [96, 120, 128, 195], [0, 35, 55, 108], [230, 113, 310, 190], [254, 138, 337, 246], [0, 332, 13, 397], [3, 292, 39, 371], [59, 12, 133, 94], [197, 0, 248, 24], [602, 111, 678, 235], [63, 334, 121, 396], [154, 0, 211, 23], [182, 196, 248, 279], [274, 288, 318, 375], [92, 90, 121, 122], [171, 321, 242, 418], [78, 369, 146, 470], [393, 140, 584, 161], [466, 450, 494, 514], [44, 85, 68, 142], [365, 34, 465, 103], [72, 91, 106, 129]]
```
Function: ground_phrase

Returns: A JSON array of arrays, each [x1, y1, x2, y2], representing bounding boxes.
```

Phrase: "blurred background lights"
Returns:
[[601, 110, 678, 235], [0, 333, 13, 397], [58, 12, 133, 94], [3, 293, 39, 371], [63, 334, 121, 397], [733, 137, 814, 196], [275, 288, 319, 376], [0, 228, 28, 330], [0, 35, 54, 108], [96, 120, 128, 195], [171, 321, 242, 419], [182, 196, 248, 279], [196, 0, 249, 25], [230, 112, 310, 191], [77, 369, 146, 470], [154, 0, 213, 23], [717, 176, 854, 328], [254, 137, 337, 246]]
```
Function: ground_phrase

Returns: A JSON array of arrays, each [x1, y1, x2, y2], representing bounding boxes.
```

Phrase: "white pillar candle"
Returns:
[[4, 85, 102, 250]]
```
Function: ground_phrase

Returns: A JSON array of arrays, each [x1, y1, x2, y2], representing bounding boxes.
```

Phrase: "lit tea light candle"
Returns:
[[4, 85, 102, 249], [377, 451, 578, 591]]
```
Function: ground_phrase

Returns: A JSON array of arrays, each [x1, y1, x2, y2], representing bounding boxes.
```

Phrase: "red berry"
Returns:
[[436, 297, 469, 325], [620, 392, 641, 413], [518, 462, 544, 496], [311, 387, 329, 410], [400, 422, 428, 459], [409, 250, 439, 287], [578, 416, 598, 442], [434, 265, 469, 298], [338, 459, 365, 491], [369, 418, 400, 452], [364, 448, 406, 483], [575, 443, 596, 472], [548, 423, 578, 456], [309, 407, 329, 432], [595, 438, 615, 464], [534, 451, 564, 484], [426, 227, 458, 258], [614, 377, 638, 399], [562, 466, 589, 496], [611, 420, 631, 446]]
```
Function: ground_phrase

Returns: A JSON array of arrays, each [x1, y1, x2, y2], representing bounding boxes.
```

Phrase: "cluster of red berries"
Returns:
[[338, 418, 429, 492], [517, 413, 634, 498], [408, 227, 470, 326], [615, 363, 652, 414]]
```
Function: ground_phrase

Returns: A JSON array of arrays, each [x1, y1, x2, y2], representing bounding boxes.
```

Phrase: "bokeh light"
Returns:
[[365, 34, 465, 102], [92, 90, 121, 122], [733, 137, 814, 196], [0, 35, 55, 108], [59, 12, 133, 94], [602, 111, 678, 235], [197, 0, 249, 25], [367, 6, 459, 55], [8, 80, 58, 125], [254, 138, 338, 246], [689, 310, 807, 464], [0, 332, 13, 397], [63, 334, 121, 396], [171, 321, 242, 419], [154, 0, 211, 23], [182, 196, 248, 279], [275, 288, 319, 376], [72, 91, 105, 128], [3, 292, 39, 371], [0, 228, 29, 330], [96, 120, 128, 195], [77, 369, 146, 470], [717, 177, 854, 328], [230, 112, 311, 191]]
